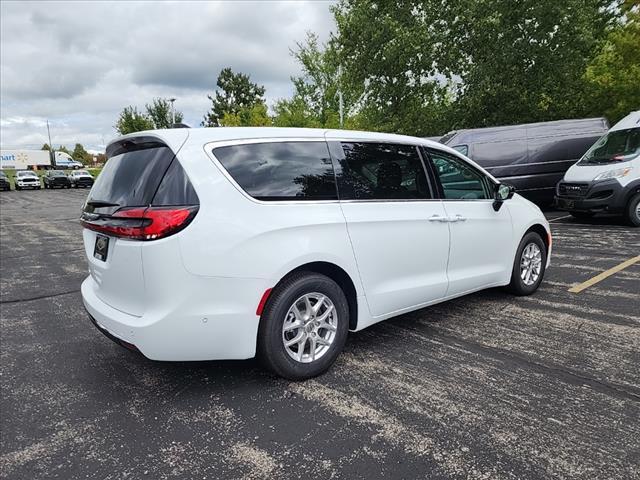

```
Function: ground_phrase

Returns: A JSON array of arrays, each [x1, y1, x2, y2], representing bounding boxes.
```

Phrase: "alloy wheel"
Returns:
[[520, 243, 542, 286], [282, 293, 338, 363]]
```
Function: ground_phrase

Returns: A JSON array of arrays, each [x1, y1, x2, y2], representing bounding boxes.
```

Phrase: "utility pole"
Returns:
[[47, 120, 54, 165], [169, 98, 176, 126]]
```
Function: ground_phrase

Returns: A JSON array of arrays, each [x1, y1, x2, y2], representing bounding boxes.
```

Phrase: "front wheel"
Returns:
[[626, 193, 640, 227], [257, 272, 349, 380], [507, 232, 547, 296]]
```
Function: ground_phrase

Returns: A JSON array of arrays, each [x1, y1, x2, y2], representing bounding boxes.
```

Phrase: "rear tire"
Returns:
[[569, 211, 595, 219], [257, 272, 349, 380], [507, 232, 547, 296], [626, 193, 640, 227]]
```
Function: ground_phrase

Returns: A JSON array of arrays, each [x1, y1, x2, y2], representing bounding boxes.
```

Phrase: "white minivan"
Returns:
[[81, 128, 551, 379], [555, 111, 640, 226]]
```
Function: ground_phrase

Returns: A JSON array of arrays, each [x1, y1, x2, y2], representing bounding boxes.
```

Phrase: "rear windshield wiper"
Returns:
[[86, 200, 120, 208]]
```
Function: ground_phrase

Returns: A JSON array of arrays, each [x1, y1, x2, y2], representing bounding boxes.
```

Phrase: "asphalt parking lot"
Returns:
[[1, 189, 639, 480]]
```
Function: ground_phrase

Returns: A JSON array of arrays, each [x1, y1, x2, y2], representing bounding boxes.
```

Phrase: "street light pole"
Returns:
[[169, 98, 176, 126]]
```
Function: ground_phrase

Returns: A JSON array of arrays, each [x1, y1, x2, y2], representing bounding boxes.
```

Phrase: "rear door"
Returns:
[[82, 135, 189, 316], [425, 147, 513, 295], [328, 139, 450, 318]]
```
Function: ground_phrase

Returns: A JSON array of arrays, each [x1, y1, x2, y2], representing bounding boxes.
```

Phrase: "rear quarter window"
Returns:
[[212, 141, 337, 201]]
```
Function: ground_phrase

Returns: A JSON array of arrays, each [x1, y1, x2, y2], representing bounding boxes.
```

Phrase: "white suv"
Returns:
[[81, 128, 551, 379]]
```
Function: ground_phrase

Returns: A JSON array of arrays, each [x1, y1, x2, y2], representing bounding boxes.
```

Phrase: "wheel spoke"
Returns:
[[310, 337, 316, 361], [285, 332, 305, 347], [303, 295, 312, 316], [316, 304, 334, 323], [297, 336, 307, 361], [318, 320, 337, 332], [292, 304, 303, 321], [283, 320, 304, 332], [316, 336, 331, 346], [312, 295, 326, 314]]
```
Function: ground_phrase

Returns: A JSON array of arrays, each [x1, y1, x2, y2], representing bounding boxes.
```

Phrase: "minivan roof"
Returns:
[[610, 111, 640, 132], [442, 117, 609, 145], [108, 127, 446, 153]]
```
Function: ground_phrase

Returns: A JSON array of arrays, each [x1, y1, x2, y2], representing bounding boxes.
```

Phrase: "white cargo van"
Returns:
[[555, 111, 640, 226], [0, 149, 83, 170]]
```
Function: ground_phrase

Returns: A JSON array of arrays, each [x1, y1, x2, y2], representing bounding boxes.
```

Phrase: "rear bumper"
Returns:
[[81, 274, 267, 361], [554, 179, 627, 213]]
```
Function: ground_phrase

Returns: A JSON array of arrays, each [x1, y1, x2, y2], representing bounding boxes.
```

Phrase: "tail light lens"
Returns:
[[80, 206, 198, 241]]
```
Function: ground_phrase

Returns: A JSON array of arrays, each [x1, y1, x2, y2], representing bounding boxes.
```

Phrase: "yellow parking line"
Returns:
[[568, 255, 640, 293]]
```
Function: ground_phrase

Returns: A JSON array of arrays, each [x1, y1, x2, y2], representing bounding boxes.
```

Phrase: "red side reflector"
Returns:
[[256, 288, 273, 316]]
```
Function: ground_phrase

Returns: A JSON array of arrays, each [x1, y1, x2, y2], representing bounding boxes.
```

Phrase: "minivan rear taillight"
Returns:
[[81, 206, 198, 241]]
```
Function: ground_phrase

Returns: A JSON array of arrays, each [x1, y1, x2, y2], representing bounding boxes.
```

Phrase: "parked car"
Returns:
[[15, 170, 41, 190], [0, 171, 10, 191], [43, 170, 71, 189], [68, 170, 94, 188], [440, 118, 609, 204], [81, 128, 551, 380], [555, 111, 640, 226]]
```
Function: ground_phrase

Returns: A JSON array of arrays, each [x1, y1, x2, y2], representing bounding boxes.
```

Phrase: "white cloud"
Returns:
[[0, 0, 336, 151]]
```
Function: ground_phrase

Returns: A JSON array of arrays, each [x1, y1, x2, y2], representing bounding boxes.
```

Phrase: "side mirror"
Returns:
[[492, 183, 515, 211]]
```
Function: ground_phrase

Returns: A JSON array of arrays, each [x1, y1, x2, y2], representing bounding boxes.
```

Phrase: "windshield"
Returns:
[[77, 170, 90, 175], [50, 171, 65, 176], [17, 171, 36, 177], [579, 127, 640, 165]]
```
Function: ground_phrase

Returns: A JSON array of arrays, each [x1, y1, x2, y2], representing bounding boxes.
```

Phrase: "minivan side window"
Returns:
[[427, 149, 492, 200], [336, 142, 432, 200], [213, 141, 337, 201]]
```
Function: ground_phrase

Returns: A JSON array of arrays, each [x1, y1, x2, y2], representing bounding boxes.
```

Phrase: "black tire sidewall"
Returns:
[[626, 193, 640, 227], [258, 272, 349, 380], [510, 232, 547, 295]]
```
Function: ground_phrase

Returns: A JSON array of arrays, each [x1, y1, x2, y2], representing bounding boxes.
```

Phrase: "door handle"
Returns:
[[428, 214, 448, 222], [450, 214, 467, 222]]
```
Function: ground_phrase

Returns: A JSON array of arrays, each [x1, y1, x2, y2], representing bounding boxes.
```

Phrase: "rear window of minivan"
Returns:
[[212, 141, 337, 201], [87, 140, 197, 213]]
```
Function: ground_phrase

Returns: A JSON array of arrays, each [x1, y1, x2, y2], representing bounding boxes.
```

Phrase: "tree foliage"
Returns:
[[220, 103, 271, 127], [584, 4, 640, 123], [145, 98, 184, 129], [202, 68, 267, 127], [41, 143, 51, 151], [72, 143, 91, 162], [115, 106, 154, 135], [329, 0, 617, 134]]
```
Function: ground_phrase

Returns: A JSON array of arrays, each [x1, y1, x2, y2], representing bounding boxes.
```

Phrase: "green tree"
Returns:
[[41, 143, 51, 151], [115, 106, 154, 135], [72, 143, 91, 162], [332, 0, 455, 135], [56, 145, 70, 155], [202, 68, 267, 127], [220, 103, 272, 127], [441, 0, 614, 128], [272, 32, 366, 129], [584, 4, 640, 123], [330, 0, 615, 133], [145, 98, 184, 129]]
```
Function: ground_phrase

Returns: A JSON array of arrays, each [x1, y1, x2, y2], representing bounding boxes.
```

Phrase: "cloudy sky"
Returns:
[[0, 1, 336, 152]]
